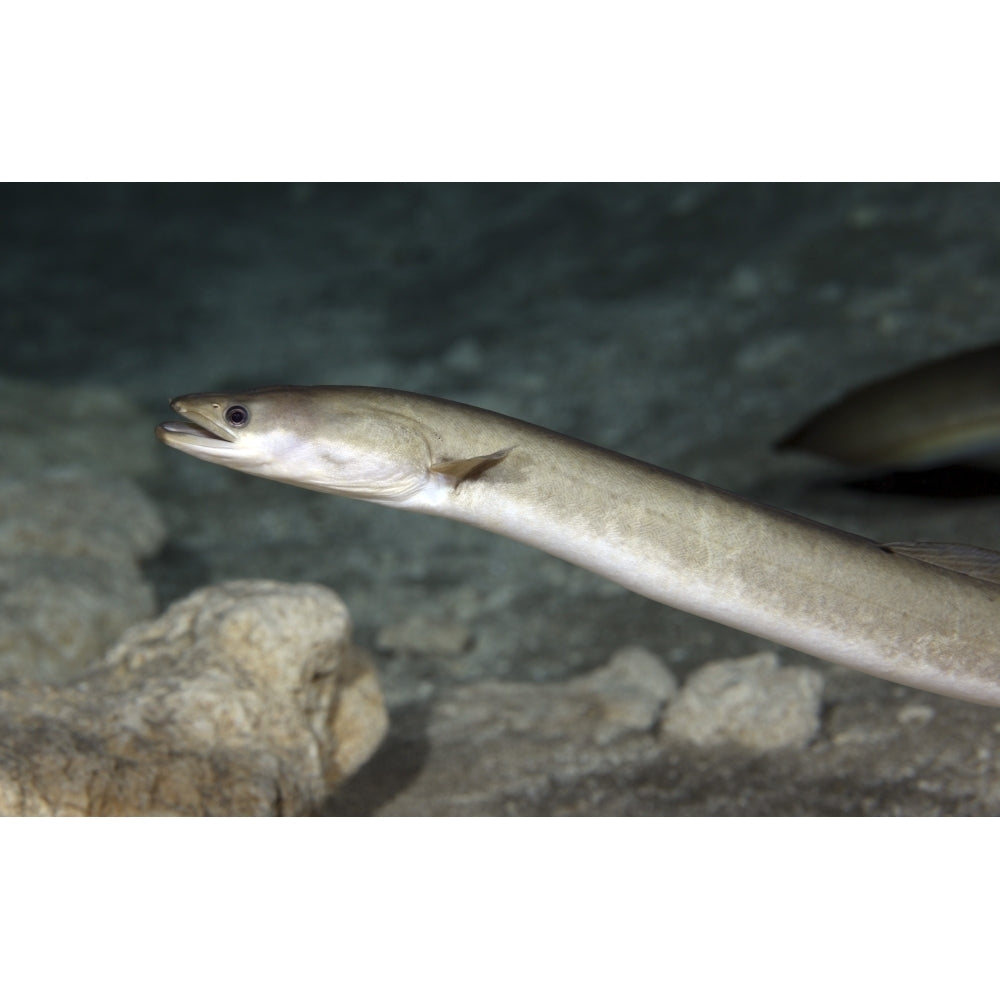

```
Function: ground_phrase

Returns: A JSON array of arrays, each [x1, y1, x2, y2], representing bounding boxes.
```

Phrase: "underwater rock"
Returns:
[[0, 470, 165, 562], [376, 614, 472, 656], [563, 645, 678, 745], [341, 646, 677, 816], [0, 375, 160, 480], [428, 644, 677, 747], [0, 555, 156, 685], [0, 580, 388, 815], [0, 471, 166, 684], [659, 652, 824, 750]]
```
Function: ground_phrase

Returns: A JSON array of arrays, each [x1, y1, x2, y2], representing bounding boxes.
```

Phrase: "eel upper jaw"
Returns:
[[155, 399, 238, 447]]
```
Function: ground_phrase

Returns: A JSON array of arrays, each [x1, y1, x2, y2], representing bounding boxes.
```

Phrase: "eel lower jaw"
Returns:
[[155, 420, 237, 454], [156, 420, 220, 438]]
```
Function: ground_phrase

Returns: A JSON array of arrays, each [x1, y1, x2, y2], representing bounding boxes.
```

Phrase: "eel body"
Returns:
[[158, 386, 1000, 707], [777, 343, 1000, 467]]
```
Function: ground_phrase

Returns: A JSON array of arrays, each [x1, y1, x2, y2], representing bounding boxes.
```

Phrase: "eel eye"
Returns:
[[225, 404, 250, 428]]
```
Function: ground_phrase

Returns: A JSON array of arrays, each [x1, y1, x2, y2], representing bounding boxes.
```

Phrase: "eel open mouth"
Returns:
[[155, 418, 239, 458], [156, 398, 238, 454], [156, 420, 227, 440]]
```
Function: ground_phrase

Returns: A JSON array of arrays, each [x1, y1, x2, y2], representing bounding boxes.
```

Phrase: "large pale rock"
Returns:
[[660, 652, 824, 750], [0, 472, 166, 684], [0, 580, 388, 815]]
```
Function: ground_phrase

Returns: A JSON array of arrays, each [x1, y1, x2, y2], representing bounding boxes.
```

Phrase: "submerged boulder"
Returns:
[[0, 580, 388, 815]]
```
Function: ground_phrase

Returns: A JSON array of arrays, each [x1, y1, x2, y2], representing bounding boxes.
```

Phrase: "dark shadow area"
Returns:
[[320, 701, 434, 816], [843, 464, 1000, 499], [143, 541, 213, 611]]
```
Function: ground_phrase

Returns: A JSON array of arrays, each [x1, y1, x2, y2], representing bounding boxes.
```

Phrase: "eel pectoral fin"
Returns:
[[430, 447, 513, 485]]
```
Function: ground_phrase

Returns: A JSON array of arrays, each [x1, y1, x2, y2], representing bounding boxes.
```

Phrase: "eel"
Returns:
[[157, 386, 1000, 707], [777, 343, 1000, 468]]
